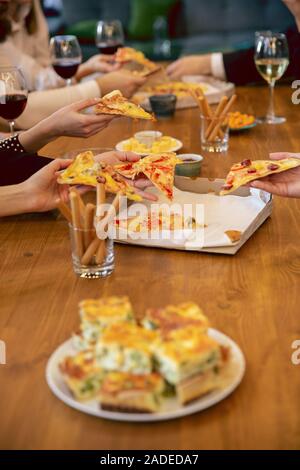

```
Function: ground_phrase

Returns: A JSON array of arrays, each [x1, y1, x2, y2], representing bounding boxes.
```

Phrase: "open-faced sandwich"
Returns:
[[59, 349, 104, 401], [73, 296, 135, 351], [59, 296, 231, 413]]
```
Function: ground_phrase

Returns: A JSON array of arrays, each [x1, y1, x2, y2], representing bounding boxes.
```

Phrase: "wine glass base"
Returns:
[[256, 116, 286, 125]]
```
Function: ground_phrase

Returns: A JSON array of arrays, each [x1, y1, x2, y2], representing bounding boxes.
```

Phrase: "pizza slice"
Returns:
[[94, 90, 155, 120], [115, 47, 161, 75], [115, 211, 200, 233], [220, 158, 300, 195], [57, 151, 142, 201], [114, 153, 182, 200]]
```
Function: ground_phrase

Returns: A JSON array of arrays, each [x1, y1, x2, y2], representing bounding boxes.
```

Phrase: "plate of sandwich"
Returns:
[[46, 296, 245, 422]]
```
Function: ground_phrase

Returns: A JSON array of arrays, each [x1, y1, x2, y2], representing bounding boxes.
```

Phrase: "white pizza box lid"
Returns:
[[109, 176, 272, 256]]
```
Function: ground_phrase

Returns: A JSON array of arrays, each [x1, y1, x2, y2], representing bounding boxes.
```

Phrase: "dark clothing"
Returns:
[[223, 26, 300, 85], [0, 135, 52, 185]]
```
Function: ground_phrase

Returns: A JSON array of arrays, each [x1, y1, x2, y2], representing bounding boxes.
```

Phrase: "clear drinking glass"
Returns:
[[0, 67, 28, 135], [50, 35, 82, 86], [95, 20, 124, 54], [200, 113, 230, 153], [254, 32, 289, 124], [69, 224, 114, 278]]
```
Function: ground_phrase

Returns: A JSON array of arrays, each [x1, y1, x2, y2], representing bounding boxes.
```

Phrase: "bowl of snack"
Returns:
[[134, 130, 162, 147], [116, 134, 183, 156], [175, 153, 203, 177], [229, 112, 256, 132]]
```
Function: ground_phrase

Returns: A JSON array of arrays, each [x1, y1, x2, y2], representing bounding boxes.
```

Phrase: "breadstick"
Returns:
[[81, 237, 100, 266], [57, 200, 72, 223], [69, 187, 85, 224], [95, 238, 107, 264], [95, 182, 107, 264], [205, 96, 228, 139], [208, 94, 237, 142], [83, 203, 95, 250], [98, 192, 121, 234], [70, 191, 84, 259]]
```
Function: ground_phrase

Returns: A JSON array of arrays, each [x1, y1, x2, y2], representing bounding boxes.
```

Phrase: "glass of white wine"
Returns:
[[255, 32, 289, 124]]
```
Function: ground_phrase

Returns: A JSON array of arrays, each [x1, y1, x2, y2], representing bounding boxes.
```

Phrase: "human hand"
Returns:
[[77, 54, 120, 80], [42, 98, 117, 138], [96, 70, 146, 98], [250, 152, 300, 198], [166, 54, 212, 80], [94, 150, 157, 201], [21, 159, 75, 212]]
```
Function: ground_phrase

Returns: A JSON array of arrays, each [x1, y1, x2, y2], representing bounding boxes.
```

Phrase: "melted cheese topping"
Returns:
[[80, 296, 133, 322], [143, 302, 209, 334], [101, 372, 164, 395]]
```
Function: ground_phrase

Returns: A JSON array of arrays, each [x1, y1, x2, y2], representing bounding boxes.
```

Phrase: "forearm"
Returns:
[[0, 183, 32, 217], [18, 118, 58, 153]]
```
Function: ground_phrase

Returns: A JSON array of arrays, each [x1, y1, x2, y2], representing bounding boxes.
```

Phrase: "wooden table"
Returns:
[[1, 86, 300, 450]]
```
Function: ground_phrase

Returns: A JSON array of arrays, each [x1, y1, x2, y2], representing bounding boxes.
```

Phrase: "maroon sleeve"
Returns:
[[223, 26, 300, 85], [0, 135, 52, 186]]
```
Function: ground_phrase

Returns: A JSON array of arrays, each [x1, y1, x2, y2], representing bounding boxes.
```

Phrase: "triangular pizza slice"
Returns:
[[220, 158, 300, 195], [94, 90, 155, 120], [57, 151, 142, 201], [114, 153, 182, 200], [115, 47, 161, 75]]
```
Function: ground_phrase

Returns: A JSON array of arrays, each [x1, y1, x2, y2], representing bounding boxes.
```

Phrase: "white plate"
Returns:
[[46, 328, 245, 422], [115, 138, 183, 156]]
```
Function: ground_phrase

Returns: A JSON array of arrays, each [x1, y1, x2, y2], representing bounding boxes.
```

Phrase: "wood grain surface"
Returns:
[[0, 86, 300, 450]]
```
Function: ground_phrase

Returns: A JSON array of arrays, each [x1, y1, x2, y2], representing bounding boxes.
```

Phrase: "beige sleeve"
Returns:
[[0, 81, 100, 130]]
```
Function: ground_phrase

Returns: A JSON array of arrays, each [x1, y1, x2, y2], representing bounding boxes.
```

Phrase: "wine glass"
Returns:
[[0, 67, 28, 136], [254, 32, 289, 124], [50, 35, 82, 86], [95, 20, 124, 55]]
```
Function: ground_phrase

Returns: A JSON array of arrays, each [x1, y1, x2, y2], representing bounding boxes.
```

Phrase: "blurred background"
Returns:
[[44, 0, 295, 60]]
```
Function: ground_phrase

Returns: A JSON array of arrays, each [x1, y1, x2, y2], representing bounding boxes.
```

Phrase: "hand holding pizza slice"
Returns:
[[115, 153, 182, 200], [220, 155, 300, 196], [115, 47, 161, 77], [248, 153, 300, 198], [57, 151, 157, 201]]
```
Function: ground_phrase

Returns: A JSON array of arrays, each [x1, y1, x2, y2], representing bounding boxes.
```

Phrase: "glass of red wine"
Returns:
[[0, 67, 28, 136], [96, 20, 124, 55], [50, 35, 82, 86]]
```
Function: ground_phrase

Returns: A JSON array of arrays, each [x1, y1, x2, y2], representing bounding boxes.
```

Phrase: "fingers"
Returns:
[[117, 151, 140, 162], [133, 179, 153, 189], [166, 60, 180, 74], [136, 189, 158, 201], [98, 54, 116, 62], [101, 63, 121, 73], [52, 158, 73, 172], [72, 97, 101, 111], [166, 61, 182, 79], [249, 180, 277, 194], [269, 152, 300, 160], [83, 113, 116, 125]]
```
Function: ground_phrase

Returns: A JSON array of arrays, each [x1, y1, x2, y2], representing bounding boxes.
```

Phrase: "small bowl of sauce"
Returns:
[[176, 153, 204, 177]]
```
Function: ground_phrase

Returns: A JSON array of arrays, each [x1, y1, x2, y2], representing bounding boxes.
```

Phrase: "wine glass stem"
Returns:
[[66, 78, 72, 87], [267, 82, 275, 121], [9, 121, 15, 137]]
